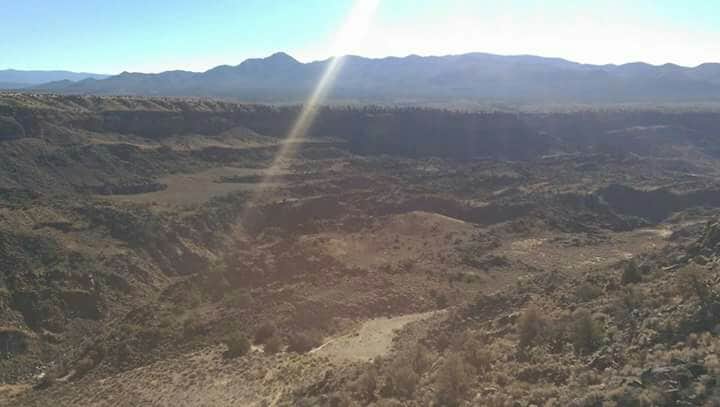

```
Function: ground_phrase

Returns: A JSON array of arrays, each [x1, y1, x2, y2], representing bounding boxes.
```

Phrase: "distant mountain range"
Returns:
[[16, 52, 720, 103], [0, 70, 109, 89]]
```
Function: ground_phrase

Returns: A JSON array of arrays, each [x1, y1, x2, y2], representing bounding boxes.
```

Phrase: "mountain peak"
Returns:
[[265, 52, 299, 64], [235, 52, 300, 69]]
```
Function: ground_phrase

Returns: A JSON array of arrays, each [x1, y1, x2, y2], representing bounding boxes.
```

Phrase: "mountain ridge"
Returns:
[[27, 52, 720, 103], [0, 69, 109, 88]]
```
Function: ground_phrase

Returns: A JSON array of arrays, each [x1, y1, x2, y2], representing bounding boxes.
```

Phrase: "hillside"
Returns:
[[33, 52, 720, 104], [0, 70, 109, 89], [1, 94, 720, 406]]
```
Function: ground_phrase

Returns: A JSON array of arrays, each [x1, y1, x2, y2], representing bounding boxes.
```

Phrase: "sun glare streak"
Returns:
[[241, 0, 380, 226]]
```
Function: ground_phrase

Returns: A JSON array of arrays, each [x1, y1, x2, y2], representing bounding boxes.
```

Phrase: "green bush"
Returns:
[[222, 289, 253, 309], [435, 353, 473, 407], [462, 336, 492, 373], [354, 367, 378, 401], [224, 333, 251, 358], [621, 261, 642, 285], [287, 331, 322, 353], [137, 326, 169, 349], [678, 267, 720, 330], [264, 335, 283, 354], [254, 322, 277, 344], [182, 314, 205, 338], [328, 392, 353, 407], [571, 309, 604, 354], [384, 361, 420, 399], [576, 283, 603, 302], [407, 344, 433, 374], [73, 357, 96, 379], [518, 307, 546, 349]]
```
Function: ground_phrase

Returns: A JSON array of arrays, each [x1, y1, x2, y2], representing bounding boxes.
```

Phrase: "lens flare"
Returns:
[[242, 0, 380, 228]]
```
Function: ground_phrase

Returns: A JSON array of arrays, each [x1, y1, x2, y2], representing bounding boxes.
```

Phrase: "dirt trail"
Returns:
[[311, 310, 440, 362]]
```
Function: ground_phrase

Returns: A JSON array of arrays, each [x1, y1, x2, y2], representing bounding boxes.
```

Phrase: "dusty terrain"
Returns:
[[2, 94, 720, 406]]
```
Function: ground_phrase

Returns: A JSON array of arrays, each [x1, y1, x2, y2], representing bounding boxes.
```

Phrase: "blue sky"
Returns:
[[2, 0, 719, 74]]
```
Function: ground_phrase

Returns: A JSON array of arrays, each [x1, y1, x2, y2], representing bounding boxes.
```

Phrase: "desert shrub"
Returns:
[[677, 268, 720, 331], [136, 326, 169, 349], [705, 352, 720, 376], [526, 386, 561, 406], [461, 336, 492, 373], [621, 260, 642, 284], [287, 331, 322, 353], [542, 317, 574, 354], [619, 287, 641, 310], [224, 333, 251, 358], [202, 268, 230, 300], [73, 357, 96, 378], [264, 335, 283, 354], [406, 344, 433, 374], [33, 372, 56, 390], [71, 343, 106, 379], [518, 306, 546, 349], [576, 283, 603, 302], [571, 309, 604, 354], [328, 392, 353, 407], [494, 371, 512, 387], [182, 313, 205, 338], [354, 367, 378, 401], [184, 287, 203, 308], [222, 288, 253, 309], [434, 330, 453, 351], [433, 290, 449, 309], [567, 390, 606, 407], [254, 322, 277, 344], [115, 341, 133, 366], [383, 360, 420, 399], [605, 385, 666, 407], [576, 369, 603, 387], [82, 204, 166, 249], [678, 267, 712, 303], [435, 353, 474, 406], [516, 363, 569, 385], [398, 258, 416, 272], [374, 398, 405, 407]]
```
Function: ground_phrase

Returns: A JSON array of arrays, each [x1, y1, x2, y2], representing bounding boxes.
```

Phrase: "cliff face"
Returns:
[[7, 94, 720, 163]]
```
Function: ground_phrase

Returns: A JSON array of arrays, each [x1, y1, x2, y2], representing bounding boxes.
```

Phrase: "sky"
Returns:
[[1, 0, 719, 74]]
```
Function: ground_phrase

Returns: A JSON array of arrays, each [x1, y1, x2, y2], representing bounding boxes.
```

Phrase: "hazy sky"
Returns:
[[2, 0, 719, 74]]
